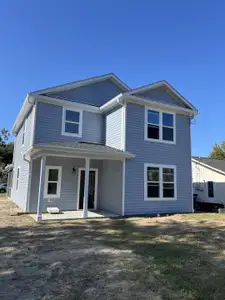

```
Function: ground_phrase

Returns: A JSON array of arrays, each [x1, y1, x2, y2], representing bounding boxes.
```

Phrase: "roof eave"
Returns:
[[11, 94, 35, 135], [29, 144, 135, 160]]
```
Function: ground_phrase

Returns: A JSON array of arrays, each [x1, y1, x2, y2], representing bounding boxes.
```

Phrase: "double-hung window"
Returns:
[[62, 108, 82, 137], [145, 164, 177, 200], [146, 108, 175, 143], [44, 166, 62, 198]]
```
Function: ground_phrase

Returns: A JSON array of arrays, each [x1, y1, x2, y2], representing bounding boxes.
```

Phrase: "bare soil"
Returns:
[[1, 195, 225, 300]]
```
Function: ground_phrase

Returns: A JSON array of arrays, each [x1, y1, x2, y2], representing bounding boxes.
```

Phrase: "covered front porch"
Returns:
[[26, 142, 134, 222]]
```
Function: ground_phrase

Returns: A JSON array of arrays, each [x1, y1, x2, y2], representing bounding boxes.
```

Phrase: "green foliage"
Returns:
[[0, 129, 13, 182], [209, 142, 225, 160], [0, 128, 10, 145]]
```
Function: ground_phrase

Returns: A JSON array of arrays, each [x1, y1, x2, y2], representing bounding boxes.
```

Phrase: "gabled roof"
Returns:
[[192, 156, 225, 175], [30, 73, 130, 96], [124, 80, 198, 112]]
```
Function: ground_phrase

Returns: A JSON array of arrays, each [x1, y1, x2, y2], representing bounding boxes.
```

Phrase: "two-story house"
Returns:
[[10, 73, 198, 221]]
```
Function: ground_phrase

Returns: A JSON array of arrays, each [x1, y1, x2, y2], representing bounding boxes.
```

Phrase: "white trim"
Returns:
[[31, 105, 37, 147], [144, 107, 176, 144], [124, 80, 198, 112], [35, 95, 101, 114], [121, 103, 127, 151], [25, 159, 33, 212], [122, 159, 126, 216], [44, 166, 62, 198], [77, 167, 98, 210], [61, 107, 83, 137], [144, 163, 177, 201], [30, 73, 130, 96], [30, 144, 135, 160], [191, 158, 225, 176], [100, 94, 198, 117], [15, 166, 20, 191]]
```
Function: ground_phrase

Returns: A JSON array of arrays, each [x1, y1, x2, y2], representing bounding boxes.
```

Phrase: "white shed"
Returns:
[[192, 157, 225, 206]]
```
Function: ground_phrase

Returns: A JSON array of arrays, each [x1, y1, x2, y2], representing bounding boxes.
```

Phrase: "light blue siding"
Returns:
[[34, 102, 104, 144], [46, 79, 124, 107], [11, 107, 34, 211], [124, 103, 192, 215], [105, 107, 123, 150], [100, 160, 123, 214], [29, 157, 103, 212], [135, 86, 188, 108]]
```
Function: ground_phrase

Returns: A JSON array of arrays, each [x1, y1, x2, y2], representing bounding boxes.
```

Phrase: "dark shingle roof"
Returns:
[[192, 156, 225, 173]]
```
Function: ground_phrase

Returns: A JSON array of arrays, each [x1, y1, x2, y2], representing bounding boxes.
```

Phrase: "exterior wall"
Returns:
[[192, 161, 225, 205], [100, 160, 123, 214], [124, 103, 192, 215], [105, 107, 123, 150], [29, 157, 103, 212], [135, 87, 188, 108], [11, 107, 34, 211], [46, 79, 124, 107], [34, 102, 104, 144]]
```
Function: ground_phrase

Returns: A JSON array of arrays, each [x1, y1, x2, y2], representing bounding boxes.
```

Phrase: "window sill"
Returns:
[[44, 195, 61, 199], [61, 131, 82, 138], [144, 138, 176, 145], [144, 198, 177, 201]]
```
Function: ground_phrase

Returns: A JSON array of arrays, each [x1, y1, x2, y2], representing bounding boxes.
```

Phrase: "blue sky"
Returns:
[[0, 0, 224, 156]]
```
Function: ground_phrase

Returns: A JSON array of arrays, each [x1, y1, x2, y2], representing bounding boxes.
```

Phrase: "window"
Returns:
[[16, 167, 20, 190], [22, 119, 27, 146], [145, 164, 176, 200], [146, 108, 175, 143], [44, 166, 62, 198], [62, 108, 82, 137], [208, 181, 214, 198]]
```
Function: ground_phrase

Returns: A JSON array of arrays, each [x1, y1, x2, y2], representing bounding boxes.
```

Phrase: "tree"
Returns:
[[0, 129, 13, 182], [0, 128, 10, 145], [209, 142, 225, 160]]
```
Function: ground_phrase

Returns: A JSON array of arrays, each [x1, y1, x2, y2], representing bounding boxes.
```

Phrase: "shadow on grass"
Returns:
[[1, 217, 225, 300]]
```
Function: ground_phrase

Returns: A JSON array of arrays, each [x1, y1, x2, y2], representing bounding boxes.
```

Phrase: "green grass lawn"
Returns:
[[1, 196, 225, 300]]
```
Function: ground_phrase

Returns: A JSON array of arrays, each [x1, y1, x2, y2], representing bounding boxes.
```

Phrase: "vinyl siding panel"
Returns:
[[34, 102, 104, 144], [124, 103, 192, 215], [100, 160, 123, 214], [46, 79, 124, 106], [105, 107, 123, 150], [29, 157, 102, 212], [192, 161, 225, 205], [11, 107, 34, 211], [135, 87, 188, 108]]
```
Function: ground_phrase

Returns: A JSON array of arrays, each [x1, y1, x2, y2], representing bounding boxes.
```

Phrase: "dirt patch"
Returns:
[[1, 197, 225, 300]]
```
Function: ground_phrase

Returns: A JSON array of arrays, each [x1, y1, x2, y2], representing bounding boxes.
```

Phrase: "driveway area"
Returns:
[[1, 195, 225, 300]]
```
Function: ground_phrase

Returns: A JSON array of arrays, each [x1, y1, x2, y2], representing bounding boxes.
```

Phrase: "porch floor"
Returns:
[[29, 210, 120, 221]]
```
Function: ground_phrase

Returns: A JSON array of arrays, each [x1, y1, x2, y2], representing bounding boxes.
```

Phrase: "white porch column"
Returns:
[[82, 157, 90, 218], [36, 156, 46, 222]]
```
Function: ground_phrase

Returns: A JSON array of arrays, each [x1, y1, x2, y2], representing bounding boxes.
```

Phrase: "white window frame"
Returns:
[[44, 166, 62, 198], [144, 163, 177, 201], [144, 107, 176, 144], [15, 167, 20, 191], [61, 107, 83, 137], [21, 118, 27, 147]]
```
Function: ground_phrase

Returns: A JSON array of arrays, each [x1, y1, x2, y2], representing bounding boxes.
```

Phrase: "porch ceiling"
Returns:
[[27, 142, 135, 160]]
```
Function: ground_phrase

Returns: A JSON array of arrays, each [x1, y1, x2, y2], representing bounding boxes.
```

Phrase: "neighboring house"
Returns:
[[10, 73, 198, 221], [192, 156, 225, 206]]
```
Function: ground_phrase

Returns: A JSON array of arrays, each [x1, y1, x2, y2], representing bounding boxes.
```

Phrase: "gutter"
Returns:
[[100, 94, 198, 117], [31, 144, 135, 159]]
